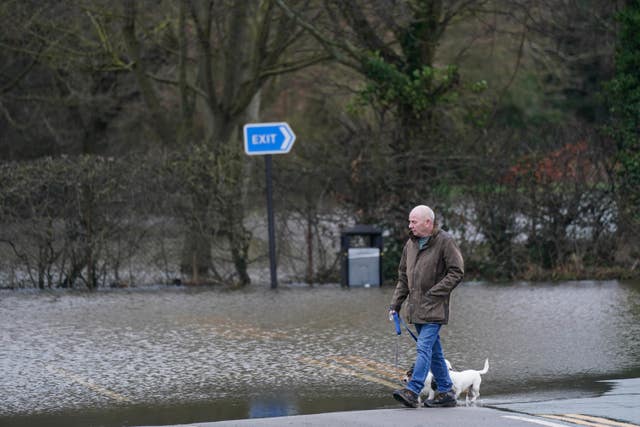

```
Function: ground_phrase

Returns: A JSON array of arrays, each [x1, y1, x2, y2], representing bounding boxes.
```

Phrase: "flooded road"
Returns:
[[1, 280, 639, 426]]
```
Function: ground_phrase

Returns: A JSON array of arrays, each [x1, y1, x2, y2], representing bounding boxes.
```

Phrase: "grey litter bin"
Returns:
[[347, 247, 381, 287], [340, 224, 383, 287]]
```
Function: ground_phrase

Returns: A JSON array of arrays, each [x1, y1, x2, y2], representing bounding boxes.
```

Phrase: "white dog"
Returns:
[[403, 359, 489, 405], [425, 359, 489, 405], [402, 359, 452, 384]]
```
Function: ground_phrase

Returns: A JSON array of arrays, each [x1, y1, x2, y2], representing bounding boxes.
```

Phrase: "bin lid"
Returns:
[[342, 224, 381, 236]]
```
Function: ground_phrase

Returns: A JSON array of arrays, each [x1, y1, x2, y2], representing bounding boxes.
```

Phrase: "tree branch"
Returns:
[[274, 0, 363, 70], [121, 0, 173, 146]]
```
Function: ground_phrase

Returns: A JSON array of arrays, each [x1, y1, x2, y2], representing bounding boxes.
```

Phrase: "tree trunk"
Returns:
[[179, 191, 212, 283], [306, 211, 314, 285], [180, 228, 211, 283]]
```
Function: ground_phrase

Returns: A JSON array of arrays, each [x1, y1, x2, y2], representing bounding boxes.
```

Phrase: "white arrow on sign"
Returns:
[[279, 125, 294, 151]]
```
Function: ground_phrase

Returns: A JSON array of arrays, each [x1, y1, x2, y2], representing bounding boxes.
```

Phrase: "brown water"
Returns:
[[1, 280, 639, 426]]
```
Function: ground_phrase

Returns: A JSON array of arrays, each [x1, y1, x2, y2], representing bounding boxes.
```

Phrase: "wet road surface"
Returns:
[[1, 280, 639, 426]]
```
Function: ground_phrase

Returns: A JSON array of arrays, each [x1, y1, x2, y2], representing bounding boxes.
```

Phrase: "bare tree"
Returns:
[[113, 0, 328, 284]]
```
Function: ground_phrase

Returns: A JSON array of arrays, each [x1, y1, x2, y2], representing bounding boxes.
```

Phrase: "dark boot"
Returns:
[[424, 390, 457, 408], [392, 388, 419, 408]]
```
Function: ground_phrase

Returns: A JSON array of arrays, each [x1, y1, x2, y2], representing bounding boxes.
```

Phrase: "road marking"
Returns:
[[503, 415, 576, 427], [542, 414, 638, 427], [202, 316, 291, 341], [329, 355, 405, 378], [541, 415, 606, 427], [179, 315, 290, 341], [561, 414, 640, 427], [299, 356, 400, 390], [46, 365, 131, 403]]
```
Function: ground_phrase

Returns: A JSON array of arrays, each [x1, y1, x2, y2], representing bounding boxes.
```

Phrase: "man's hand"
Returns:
[[389, 309, 402, 335]]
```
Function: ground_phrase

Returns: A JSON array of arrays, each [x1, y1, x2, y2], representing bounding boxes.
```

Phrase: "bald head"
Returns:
[[410, 205, 434, 222], [408, 205, 435, 237]]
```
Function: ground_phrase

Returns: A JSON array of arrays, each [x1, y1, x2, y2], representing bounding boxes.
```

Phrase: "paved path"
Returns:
[[137, 378, 640, 427], [136, 405, 638, 427], [137, 406, 568, 427], [492, 378, 640, 426]]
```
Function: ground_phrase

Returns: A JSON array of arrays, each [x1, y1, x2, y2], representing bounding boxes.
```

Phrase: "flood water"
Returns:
[[1, 280, 639, 427]]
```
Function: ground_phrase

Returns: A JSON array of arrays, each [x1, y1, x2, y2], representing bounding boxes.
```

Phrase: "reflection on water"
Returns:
[[249, 397, 295, 418], [0, 280, 638, 426]]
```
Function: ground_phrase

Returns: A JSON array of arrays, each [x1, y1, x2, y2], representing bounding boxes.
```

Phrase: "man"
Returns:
[[389, 205, 464, 408]]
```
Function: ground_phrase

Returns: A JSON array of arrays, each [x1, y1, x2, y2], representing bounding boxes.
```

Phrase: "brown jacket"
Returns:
[[389, 228, 464, 324]]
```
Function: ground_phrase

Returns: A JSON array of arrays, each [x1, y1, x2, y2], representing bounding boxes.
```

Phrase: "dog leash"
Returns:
[[391, 312, 401, 370], [392, 312, 418, 342], [391, 312, 418, 371]]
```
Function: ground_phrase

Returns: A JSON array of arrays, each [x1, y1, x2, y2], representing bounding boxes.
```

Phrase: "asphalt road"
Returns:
[[135, 406, 607, 427], [137, 378, 640, 427]]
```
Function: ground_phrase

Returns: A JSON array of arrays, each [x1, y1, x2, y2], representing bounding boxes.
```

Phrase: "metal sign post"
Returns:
[[243, 122, 296, 289], [264, 154, 277, 289]]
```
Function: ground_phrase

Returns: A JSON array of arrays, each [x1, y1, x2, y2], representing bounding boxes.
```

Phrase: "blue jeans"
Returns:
[[406, 323, 453, 395]]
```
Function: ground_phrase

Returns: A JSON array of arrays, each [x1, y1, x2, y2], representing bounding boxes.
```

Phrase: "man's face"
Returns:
[[408, 210, 431, 237]]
